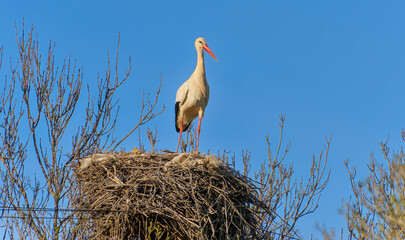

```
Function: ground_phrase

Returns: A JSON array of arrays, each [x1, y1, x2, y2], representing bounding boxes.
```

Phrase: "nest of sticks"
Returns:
[[73, 152, 265, 239]]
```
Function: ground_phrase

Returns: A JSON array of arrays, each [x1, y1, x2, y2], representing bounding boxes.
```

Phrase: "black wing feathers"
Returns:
[[175, 101, 180, 132], [175, 101, 191, 132]]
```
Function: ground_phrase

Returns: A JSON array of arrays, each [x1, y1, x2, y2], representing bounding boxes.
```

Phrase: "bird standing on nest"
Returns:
[[175, 37, 217, 154]]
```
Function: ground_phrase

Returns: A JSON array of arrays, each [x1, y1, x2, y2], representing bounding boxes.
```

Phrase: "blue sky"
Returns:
[[1, 1, 405, 238]]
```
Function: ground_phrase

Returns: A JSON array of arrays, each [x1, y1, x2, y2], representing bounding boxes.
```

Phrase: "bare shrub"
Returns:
[[0, 23, 163, 239], [248, 115, 331, 239], [318, 130, 405, 240], [343, 132, 405, 239]]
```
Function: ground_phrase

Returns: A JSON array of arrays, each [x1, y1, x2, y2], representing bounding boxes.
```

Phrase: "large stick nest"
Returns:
[[73, 152, 264, 239]]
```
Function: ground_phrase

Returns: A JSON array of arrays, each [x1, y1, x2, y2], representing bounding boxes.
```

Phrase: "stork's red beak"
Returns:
[[203, 45, 217, 61]]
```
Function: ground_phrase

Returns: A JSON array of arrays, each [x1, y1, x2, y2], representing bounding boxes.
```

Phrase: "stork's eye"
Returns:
[[199, 41, 203, 44]]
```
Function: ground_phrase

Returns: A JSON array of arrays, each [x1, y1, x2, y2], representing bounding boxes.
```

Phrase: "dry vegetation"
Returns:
[[0, 23, 163, 239], [319, 130, 405, 240], [0, 22, 332, 239]]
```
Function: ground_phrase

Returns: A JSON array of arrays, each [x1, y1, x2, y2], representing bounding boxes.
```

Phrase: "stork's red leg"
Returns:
[[176, 117, 183, 153], [196, 116, 202, 154]]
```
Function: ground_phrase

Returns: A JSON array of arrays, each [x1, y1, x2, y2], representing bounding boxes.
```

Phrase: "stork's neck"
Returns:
[[194, 47, 206, 77]]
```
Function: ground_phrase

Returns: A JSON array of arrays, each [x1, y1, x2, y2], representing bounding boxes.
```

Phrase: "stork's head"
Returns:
[[195, 37, 217, 61]]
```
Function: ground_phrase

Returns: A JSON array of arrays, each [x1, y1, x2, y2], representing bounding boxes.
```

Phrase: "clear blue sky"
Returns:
[[1, 1, 405, 238]]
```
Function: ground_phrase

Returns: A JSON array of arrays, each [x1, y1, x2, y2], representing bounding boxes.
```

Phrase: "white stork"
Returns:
[[175, 37, 217, 154]]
